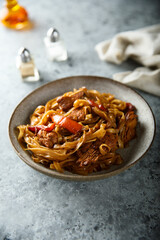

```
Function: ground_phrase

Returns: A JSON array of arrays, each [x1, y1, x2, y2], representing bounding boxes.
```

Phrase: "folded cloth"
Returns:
[[113, 67, 160, 97], [95, 24, 160, 67], [95, 24, 160, 96]]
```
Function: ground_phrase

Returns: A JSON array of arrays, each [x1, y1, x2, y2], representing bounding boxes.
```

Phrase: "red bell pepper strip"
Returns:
[[51, 115, 64, 124], [51, 115, 82, 134], [126, 102, 135, 111], [60, 117, 82, 134], [88, 99, 106, 111], [28, 123, 55, 133]]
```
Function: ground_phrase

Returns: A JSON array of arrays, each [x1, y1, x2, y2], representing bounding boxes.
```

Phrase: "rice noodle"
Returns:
[[17, 87, 138, 175]]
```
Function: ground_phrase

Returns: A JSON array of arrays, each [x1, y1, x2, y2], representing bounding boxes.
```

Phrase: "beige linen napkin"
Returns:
[[95, 24, 160, 96], [114, 67, 160, 96]]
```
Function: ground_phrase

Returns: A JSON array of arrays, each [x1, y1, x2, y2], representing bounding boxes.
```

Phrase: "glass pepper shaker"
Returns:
[[16, 47, 40, 82], [44, 28, 68, 61]]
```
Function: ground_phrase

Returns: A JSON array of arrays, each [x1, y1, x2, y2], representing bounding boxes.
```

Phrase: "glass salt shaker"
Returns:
[[16, 47, 40, 82], [44, 28, 68, 61]]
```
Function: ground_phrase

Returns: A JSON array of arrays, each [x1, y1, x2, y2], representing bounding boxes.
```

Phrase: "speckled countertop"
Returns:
[[0, 0, 160, 239]]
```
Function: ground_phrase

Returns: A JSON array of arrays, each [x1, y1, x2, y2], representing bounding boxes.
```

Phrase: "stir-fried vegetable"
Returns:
[[28, 123, 55, 132], [51, 115, 82, 134], [88, 99, 106, 111]]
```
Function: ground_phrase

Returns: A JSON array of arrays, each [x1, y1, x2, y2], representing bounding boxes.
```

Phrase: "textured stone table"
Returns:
[[0, 0, 160, 239]]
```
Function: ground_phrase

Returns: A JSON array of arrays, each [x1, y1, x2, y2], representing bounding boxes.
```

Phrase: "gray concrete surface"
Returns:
[[0, 0, 160, 239]]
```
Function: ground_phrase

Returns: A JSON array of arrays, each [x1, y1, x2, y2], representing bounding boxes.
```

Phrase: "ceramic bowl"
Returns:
[[9, 76, 155, 181]]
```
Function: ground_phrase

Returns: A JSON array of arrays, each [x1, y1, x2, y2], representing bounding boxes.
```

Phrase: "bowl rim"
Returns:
[[8, 75, 156, 181]]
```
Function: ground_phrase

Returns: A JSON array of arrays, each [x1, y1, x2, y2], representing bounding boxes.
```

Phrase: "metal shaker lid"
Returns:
[[18, 47, 32, 63], [47, 28, 60, 42]]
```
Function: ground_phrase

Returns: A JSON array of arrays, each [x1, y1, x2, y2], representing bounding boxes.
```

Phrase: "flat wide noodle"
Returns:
[[17, 87, 138, 175]]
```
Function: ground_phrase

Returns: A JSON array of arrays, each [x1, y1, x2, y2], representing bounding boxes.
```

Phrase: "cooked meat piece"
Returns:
[[68, 108, 85, 122], [57, 90, 85, 111], [37, 130, 58, 148], [77, 141, 101, 166], [77, 142, 92, 158], [104, 133, 118, 151], [57, 96, 73, 111], [71, 90, 84, 102], [123, 111, 137, 143], [125, 111, 137, 128], [79, 142, 92, 153]]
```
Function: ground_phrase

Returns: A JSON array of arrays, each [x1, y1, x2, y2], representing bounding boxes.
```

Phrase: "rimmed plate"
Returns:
[[9, 76, 156, 181]]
